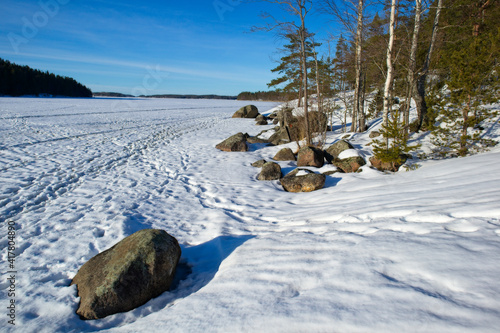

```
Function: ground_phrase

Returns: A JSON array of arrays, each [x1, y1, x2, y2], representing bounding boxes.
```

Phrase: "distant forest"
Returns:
[[237, 90, 291, 101], [0, 58, 92, 97]]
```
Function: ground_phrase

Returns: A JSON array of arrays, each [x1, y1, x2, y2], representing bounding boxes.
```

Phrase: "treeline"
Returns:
[[0, 58, 92, 97], [237, 90, 291, 101], [259, 0, 499, 158], [144, 94, 237, 100]]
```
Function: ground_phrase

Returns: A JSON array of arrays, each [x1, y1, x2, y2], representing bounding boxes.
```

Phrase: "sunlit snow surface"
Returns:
[[1, 97, 500, 332]]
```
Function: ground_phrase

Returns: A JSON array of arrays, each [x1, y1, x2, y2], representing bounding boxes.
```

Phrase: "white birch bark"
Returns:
[[406, 0, 422, 134], [351, 0, 364, 132], [382, 0, 398, 131]]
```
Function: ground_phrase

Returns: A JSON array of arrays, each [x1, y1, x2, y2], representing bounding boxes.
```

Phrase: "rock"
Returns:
[[333, 156, 366, 173], [369, 131, 381, 138], [232, 105, 260, 118], [273, 148, 296, 161], [268, 128, 291, 145], [255, 114, 266, 122], [369, 155, 407, 172], [307, 111, 328, 133], [247, 136, 268, 144], [216, 132, 248, 152], [324, 140, 354, 163], [258, 162, 282, 180], [252, 159, 267, 168], [280, 169, 326, 193], [71, 229, 181, 320], [268, 124, 303, 146], [268, 112, 278, 119], [297, 146, 324, 168], [277, 109, 295, 127], [256, 119, 268, 125]]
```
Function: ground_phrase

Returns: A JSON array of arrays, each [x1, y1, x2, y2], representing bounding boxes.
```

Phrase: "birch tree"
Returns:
[[404, 0, 422, 136], [414, 0, 443, 131], [382, 0, 398, 132], [322, 0, 366, 132]]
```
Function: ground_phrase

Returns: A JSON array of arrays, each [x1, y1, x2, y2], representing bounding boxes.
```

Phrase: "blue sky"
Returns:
[[0, 0, 333, 96]]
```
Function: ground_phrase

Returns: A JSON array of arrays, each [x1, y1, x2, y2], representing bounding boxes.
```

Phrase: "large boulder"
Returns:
[[258, 162, 282, 180], [273, 147, 296, 161], [297, 146, 324, 168], [333, 156, 366, 173], [369, 155, 408, 172], [268, 124, 303, 145], [268, 127, 291, 145], [324, 140, 354, 163], [216, 132, 248, 152], [232, 105, 260, 118], [280, 169, 326, 193], [71, 229, 181, 320]]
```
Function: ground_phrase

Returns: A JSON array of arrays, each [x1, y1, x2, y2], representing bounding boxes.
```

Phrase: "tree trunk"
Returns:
[[298, 74, 303, 107], [406, 0, 422, 136], [359, 70, 366, 131], [414, 0, 443, 131], [383, 0, 397, 140], [352, 0, 364, 133], [299, 26, 311, 146]]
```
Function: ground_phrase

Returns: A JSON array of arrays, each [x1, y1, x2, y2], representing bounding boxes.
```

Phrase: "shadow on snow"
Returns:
[[70, 234, 254, 332]]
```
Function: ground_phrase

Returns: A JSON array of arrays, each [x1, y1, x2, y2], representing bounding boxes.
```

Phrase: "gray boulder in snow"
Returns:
[[297, 146, 324, 168], [280, 169, 326, 193], [71, 229, 181, 320], [324, 140, 354, 163], [232, 105, 260, 118], [273, 147, 296, 161], [216, 132, 248, 152], [333, 156, 366, 173], [369, 155, 407, 172], [258, 162, 282, 181]]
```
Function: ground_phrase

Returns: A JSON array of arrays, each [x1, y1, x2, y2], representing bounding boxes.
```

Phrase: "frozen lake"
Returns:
[[1, 97, 500, 332]]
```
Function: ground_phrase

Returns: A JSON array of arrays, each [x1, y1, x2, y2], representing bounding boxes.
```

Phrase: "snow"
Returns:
[[1, 97, 500, 332], [338, 148, 360, 159]]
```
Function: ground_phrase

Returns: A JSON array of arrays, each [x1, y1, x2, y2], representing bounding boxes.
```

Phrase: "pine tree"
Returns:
[[429, 0, 499, 157], [372, 107, 421, 169]]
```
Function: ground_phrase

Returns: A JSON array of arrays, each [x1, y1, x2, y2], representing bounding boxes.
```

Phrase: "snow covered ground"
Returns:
[[1, 97, 499, 332]]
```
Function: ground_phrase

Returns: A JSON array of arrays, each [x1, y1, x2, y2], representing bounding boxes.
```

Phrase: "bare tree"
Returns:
[[252, 0, 314, 146], [414, 0, 443, 131], [322, 0, 366, 133]]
